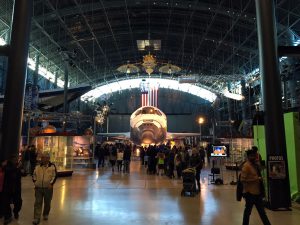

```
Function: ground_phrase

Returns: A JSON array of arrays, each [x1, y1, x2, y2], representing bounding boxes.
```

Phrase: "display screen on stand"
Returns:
[[211, 145, 228, 157]]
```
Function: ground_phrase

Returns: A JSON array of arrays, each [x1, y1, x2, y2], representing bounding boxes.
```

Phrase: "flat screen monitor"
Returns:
[[211, 145, 228, 157]]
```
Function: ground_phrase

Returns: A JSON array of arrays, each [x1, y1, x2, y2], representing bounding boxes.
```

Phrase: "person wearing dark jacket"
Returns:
[[1, 156, 23, 225], [123, 145, 131, 173], [168, 150, 175, 179], [189, 148, 203, 193], [0, 163, 4, 219], [95, 144, 105, 168], [29, 145, 37, 175]]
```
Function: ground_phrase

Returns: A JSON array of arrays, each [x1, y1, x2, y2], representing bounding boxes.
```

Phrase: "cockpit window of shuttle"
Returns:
[[142, 107, 156, 114], [155, 110, 162, 116], [135, 110, 142, 116]]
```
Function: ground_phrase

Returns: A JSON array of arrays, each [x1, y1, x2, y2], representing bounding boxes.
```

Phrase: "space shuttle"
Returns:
[[98, 105, 201, 145], [130, 106, 167, 145], [98, 79, 202, 145]]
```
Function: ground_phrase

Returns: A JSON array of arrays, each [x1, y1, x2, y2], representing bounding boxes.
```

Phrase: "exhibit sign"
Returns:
[[268, 155, 286, 179]]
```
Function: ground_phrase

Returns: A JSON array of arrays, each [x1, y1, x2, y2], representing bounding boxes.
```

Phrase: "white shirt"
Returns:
[[117, 152, 124, 160]]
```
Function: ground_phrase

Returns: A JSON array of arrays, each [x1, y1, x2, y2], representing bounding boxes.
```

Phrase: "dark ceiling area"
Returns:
[[0, 0, 300, 92]]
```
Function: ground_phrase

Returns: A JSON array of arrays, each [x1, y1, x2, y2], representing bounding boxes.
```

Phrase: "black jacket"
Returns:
[[2, 161, 22, 195], [189, 154, 203, 171]]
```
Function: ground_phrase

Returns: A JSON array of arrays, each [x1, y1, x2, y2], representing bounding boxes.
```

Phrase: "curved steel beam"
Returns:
[[34, 1, 256, 25]]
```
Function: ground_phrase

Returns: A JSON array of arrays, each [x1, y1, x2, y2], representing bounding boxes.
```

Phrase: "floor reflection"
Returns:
[[5, 160, 300, 225]]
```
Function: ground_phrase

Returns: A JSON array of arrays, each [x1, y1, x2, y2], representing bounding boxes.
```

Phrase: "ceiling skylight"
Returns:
[[0, 37, 64, 88], [81, 78, 217, 103]]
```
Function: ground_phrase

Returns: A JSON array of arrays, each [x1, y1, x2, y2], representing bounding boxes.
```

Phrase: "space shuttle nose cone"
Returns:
[[142, 131, 155, 144]]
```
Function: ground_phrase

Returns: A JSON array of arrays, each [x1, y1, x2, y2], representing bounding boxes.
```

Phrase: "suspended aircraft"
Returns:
[[0, 84, 92, 111]]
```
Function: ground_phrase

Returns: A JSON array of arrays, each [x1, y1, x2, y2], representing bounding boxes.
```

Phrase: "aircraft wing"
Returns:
[[38, 84, 92, 111], [0, 84, 92, 111], [97, 132, 130, 140], [166, 132, 201, 140]]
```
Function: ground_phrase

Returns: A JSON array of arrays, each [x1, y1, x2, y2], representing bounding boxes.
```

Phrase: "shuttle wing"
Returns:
[[97, 132, 130, 140], [166, 132, 201, 140]]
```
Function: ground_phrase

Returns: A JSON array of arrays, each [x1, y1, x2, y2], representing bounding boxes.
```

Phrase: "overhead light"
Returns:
[[198, 117, 205, 124]]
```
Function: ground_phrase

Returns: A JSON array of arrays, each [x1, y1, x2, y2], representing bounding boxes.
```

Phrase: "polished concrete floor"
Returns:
[[3, 160, 300, 225]]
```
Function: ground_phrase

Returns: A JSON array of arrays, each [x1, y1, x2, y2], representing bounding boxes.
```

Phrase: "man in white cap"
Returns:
[[32, 153, 57, 225]]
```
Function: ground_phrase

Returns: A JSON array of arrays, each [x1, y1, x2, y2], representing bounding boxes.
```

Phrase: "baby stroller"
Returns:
[[181, 167, 196, 197]]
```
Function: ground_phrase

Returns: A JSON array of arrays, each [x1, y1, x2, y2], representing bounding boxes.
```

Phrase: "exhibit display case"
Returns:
[[34, 135, 96, 173], [72, 136, 95, 169], [35, 136, 74, 174]]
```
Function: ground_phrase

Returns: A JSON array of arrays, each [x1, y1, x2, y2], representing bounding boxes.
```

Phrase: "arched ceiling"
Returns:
[[1, 0, 300, 92]]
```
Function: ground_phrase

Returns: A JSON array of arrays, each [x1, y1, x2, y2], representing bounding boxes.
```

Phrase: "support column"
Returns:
[[0, 46, 10, 56], [227, 83, 233, 121], [33, 54, 39, 86], [241, 79, 248, 120], [106, 116, 109, 141], [54, 70, 58, 89], [46, 78, 50, 90], [288, 80, 297, 108], [63, 62, 69, 113], [212, 97, 220, 142], [0, 0, 33, 162], [255, 0, 291, 209], [0, 57, 7, 94], [286, 30, 297, 108], [283, 79, 288, 109]]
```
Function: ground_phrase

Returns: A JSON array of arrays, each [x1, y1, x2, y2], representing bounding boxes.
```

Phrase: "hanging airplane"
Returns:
[[0, 84, 92, 111], [97, 105, 202, 145]]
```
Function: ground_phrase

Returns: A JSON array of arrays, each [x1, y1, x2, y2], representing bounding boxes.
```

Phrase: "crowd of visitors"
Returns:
[[94, 143, 132, 173], [0, 141, 271, 225]]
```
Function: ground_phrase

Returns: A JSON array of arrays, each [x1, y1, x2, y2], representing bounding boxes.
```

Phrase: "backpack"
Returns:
[[236, 173, 243, 201]]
